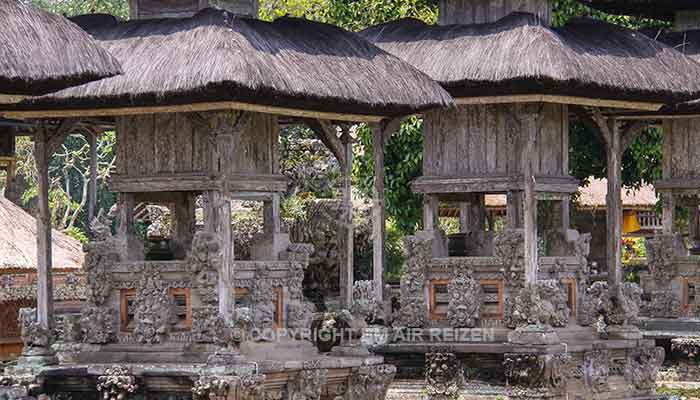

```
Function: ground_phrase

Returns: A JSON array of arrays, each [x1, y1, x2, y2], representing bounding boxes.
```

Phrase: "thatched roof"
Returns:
[[632, 28, 700, 114], [577, 0, 700, 21], [10, 8, 452, 118], [360, 13, 700, 105], [0, 0, 122, 97], [0, 197, 83, 270]]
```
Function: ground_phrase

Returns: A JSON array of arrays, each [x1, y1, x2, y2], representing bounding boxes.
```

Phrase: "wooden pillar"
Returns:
[[662, 193, 676, 235], [459, 194, 485, 232], [263, 193, 281, 235], [87, 130, 98, 226], [522, 110, 539, 284], [172, 192, 196, 259], [371, 124, 385, 302], [35, 127, 53, 330], [206, 190, 233, 323], [423, 194, 439, 231], [339, 132, 354, 308], [690, 205, 699, 240], [606, 117, 623, 287], [561, 196, 571, 231], [506, 191, 523, 229]]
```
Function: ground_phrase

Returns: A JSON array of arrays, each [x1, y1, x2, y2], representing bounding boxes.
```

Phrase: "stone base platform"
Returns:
[[639, 317, 700, 340], [2, 340, 396, 400], [373, 326, 664, 400]]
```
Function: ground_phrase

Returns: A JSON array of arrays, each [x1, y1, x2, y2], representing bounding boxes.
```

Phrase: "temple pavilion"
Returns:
[[361, 0, 700, 398], [0, 0, 451, 399], [576, 0, 700, 381]]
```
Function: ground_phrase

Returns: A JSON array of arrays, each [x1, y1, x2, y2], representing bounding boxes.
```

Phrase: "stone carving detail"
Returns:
[[424, 352, 463, 400], [647, 290, 681, 318], [192, 306, 225, 344], [80, 305, 114, 344], [672, 337, 700, 360], [583, 346, 610, 393], [351, 280, 380, 323], [287, 301, 315, 331], [494, 229, 525, 289], [189, 232, 222, 307], [18, 308, 51, 350], [239, 374, 266, 400], [447, 267, 482, 328], [96, 366, 138, 400], [0, 373, 40, 399], [579, 282, 641, 327], [192, 375, 232, 400], [347, 364, 396, 400], [624, 347, 665, 390], [646, 234, 677, 287], [504, 353, 565, 397], [398, 234, 430, 328], [252, 265, 276, 331], [504, 280, 569, 329], [288, 368, 328, 400], [132, 267, 171, 344]]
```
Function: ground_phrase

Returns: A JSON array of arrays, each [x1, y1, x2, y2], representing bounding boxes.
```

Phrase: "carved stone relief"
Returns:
[[347, 364, 396, 400], [583, 346, 610, 393], [351, 280, 380, 323], [288, 368, 328, 400], [647, 290, 681, 318], [252, 265, 276, 332], [398, 234, 430, 328], [192, 306, 225, 344], [504, 353, 565, 398], [132, 266, 171, 344], [18, 308, 51, 351], [503, 280, 569, 329], [424, 352, 463, 400], [578, 281, 642, 327], [624, 347, 665, 390], [494, 229, 525, 290], [447, 267, 482, 328], [96, 366, 138, 400], [192, 375, 233, 400], [646, 234, 678, 288], [239, 373, 266, 400]]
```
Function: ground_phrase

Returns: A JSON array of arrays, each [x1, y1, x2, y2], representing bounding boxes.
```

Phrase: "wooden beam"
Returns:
[[34, 126, 53, 331], [1, 101, 385, 123], [87, 129, 98, 228], [455, 94, 662, 111], [304, 119, 345, 169], [606, 116, 623, 288], [521, 107, 540, 284], [620, 121, 649, 153], [381, 116, 406, 147], [206, 190, 234, 323], [371, 123, 385, 303], [339, 130, 354, 309], [423, 194, 439, 231]]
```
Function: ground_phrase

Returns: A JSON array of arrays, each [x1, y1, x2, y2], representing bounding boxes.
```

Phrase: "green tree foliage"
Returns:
[[31, 0, 128, 18]]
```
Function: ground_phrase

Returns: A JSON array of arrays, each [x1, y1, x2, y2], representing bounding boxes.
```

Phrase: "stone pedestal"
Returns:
[[507, 325, 560, 346]]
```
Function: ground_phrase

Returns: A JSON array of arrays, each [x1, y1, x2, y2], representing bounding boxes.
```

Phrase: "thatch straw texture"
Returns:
[[0, 0, 122, 96], [0, 196, 83, 270], [577, 0, 699, 21], [15, 8, 452, 117], [360, 13, 700, 104], [637, 28, 700, 113]]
